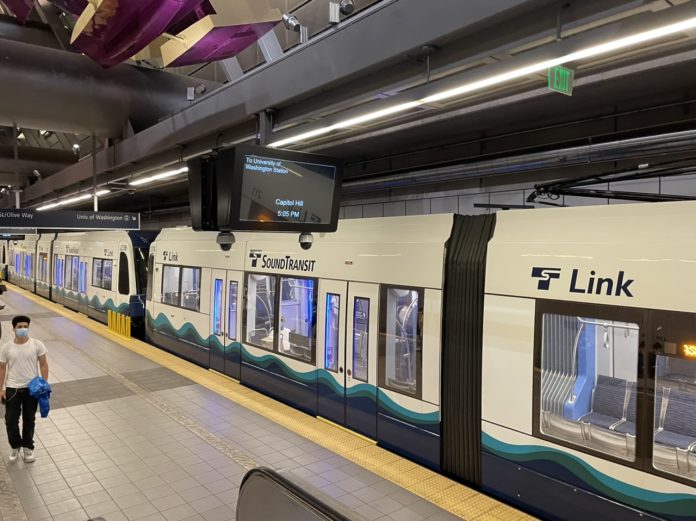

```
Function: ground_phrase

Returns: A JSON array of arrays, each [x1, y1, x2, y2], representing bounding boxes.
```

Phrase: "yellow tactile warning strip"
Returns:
[[9, 285, 536, 520]]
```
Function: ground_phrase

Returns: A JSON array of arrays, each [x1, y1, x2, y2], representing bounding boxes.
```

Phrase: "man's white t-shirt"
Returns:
[[0, 338, 47, 388]]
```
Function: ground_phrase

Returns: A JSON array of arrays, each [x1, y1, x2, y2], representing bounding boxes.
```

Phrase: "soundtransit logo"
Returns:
[[531, 267, 562, 290], [249, 250, 316, 272]]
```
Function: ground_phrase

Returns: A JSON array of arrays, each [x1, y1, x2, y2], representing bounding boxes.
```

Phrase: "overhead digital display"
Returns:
[[239, 153, 337, 225], [210, 145, 343, 233]]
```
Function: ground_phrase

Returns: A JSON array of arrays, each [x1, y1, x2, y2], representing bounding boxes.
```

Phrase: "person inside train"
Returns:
[[0, 315, 49, 463]]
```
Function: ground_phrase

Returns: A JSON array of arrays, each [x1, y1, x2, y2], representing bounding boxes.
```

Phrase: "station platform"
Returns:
[[0, 286, 532, 521]]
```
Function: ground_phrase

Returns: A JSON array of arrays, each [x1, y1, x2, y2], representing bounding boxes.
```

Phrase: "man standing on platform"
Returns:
[[0, 316, 49, 463]]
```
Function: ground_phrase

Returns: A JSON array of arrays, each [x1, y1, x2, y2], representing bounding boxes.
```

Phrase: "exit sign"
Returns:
[[548, 65, 574, 96]]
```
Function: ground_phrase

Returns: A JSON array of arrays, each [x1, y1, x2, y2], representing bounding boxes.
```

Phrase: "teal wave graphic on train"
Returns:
[[483, 432, 696, 518], [53, 287, 130, 314], [147, 311, 438, 427]]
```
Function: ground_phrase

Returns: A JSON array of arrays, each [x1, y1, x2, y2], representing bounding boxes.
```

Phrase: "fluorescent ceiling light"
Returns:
[[129, 166, 189, 187], [36, 189, 110, 211], [268, 15, 696, 148]]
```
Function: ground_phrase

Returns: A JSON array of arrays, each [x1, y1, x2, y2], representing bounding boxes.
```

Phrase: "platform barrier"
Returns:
[[107, 310, 131, 338], [237, 467, 365, 521]]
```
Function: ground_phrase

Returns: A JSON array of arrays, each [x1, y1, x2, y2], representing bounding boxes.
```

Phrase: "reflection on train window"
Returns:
[[279, 277, 316, 363], [78, 262, 87, 293], [325, 294, 340, 372], [539, 313, 639, 461], [180, 267, 200, 311], [653, 355, 696, 482], [353, 298, 370, 382], [379, 287, 422, 398], [38, 253, 48, 283], [103, 260, 113, 291], [24, 254, 32, 278], [245, 274, 276, 351], [64, 256, 73, 290], [71, 256, 78, 291], [162, 265, 181, 306], [228, 281, 238, 341], [54, 255, 63, 287], [213, 279, 223, 336], [92, 259, 103, 286]]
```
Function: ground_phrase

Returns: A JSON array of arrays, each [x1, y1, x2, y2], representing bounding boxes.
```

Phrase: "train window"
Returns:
[[146, 254, 154, 302], [92, 259, 103, 287], [539, 313, 639, 462], [353, 298, 370, 383], [78, 262, 87, 293], [213, 278, 223, 336], [134, 248, 148, 295], [71, 256, 79, 290], [228, 281, 238, 341], [38, 253, 48, 283], [325, 294, 340, 372], [162, 266, 181, 306], [24, 254, 32, 278], [379, 287, 423, 398], [54, 255, 62, 287], [102, 260, 113, 290], [180, 267, 201, 311], [245, 274, 276, 351], [118, 252, 129, 295], [64, 256, 72, 290], [279, 277, 317, 364]]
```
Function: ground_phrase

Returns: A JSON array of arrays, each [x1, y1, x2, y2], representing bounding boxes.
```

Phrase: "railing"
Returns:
[[107, 310, 131, 338], [237, 467, 365, 521]]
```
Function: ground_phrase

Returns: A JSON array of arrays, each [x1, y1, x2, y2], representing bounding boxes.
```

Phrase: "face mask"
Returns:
[[15, 328, 28, 338]]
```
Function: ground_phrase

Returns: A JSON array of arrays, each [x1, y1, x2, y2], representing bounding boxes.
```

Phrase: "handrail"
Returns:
[[237, 467, 365, 521]]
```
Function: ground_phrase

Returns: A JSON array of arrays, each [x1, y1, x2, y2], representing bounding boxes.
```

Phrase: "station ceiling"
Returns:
[[2, 0, 696, 217]]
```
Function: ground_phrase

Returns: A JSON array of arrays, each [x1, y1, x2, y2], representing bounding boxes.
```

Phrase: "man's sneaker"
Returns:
[[8, 449, 18, 463], [22, 449, 34, 463]]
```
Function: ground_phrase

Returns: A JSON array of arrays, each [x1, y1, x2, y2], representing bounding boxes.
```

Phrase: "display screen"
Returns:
[[238, 152, 338, 226]]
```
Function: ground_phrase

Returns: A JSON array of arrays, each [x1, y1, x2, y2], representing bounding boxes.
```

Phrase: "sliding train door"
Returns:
[[317, 280, 348, 424], [345, 283, 379, 438], [209, 269, 243, 379]]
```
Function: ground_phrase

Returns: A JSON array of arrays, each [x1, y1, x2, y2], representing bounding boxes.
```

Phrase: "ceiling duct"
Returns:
[[342, 129, 696, 192]]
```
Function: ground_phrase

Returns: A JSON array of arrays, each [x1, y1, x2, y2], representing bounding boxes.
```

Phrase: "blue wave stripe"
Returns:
[[483, 432, 696, 517]]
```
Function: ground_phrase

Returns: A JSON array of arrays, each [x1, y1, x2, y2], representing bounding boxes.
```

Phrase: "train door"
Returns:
[[78, 257, 89, 314], [345, 282, 379, 438], [317, 280, 348, 424], [209, 270, 243, 379]]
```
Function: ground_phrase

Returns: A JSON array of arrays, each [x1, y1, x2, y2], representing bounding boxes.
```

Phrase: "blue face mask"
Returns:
[[15, 328, 29, 338]]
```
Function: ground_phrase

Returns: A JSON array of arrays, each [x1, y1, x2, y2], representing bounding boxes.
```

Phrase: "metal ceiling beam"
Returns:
[[19, 0, 530, 205]]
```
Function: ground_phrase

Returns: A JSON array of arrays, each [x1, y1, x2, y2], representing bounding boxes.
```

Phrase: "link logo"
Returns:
[[531, 267, 634, 297], [531, 267, 562, 290]]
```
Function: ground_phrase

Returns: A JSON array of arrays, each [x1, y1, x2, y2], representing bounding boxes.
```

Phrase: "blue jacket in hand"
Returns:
[[28, 376, 51, 418]]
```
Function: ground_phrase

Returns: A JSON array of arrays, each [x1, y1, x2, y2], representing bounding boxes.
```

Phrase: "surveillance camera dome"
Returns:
[[216, 232, 236, 252], [339, 0, 355, 15], [298, 232, 313, 251]]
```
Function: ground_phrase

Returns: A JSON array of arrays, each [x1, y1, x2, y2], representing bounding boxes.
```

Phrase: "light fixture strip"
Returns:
[[36, 189, 110, 211], [268, 14, 696, 148], [129, 166, 189, 187]]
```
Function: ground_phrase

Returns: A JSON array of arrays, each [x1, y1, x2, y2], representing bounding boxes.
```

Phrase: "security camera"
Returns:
[[282, 13, 301, 32], [298, 232, 313, 251], [339, 0, 355, 15], [216, 232, 236, 252]]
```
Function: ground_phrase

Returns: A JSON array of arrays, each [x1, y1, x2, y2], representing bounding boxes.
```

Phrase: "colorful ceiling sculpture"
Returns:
[[4, 0, 282, 68]]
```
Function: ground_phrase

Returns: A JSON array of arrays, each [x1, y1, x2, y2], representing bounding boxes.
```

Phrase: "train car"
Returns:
[[147, 219, 448, 468], [481, 202, 696, 521], [148, 205, 696, 521], [10, 231, 154, 335]]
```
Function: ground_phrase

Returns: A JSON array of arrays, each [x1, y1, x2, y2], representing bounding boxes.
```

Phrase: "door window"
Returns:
[[228, 281, 238, 341], [379, 287, 422, 398], [181, 267, 201, 311], [118, 252, 130, 295], [245, 274, 276, 350], [213, 278, 223, 336], [325, 294, 340, 372], [279, 277, 317, 363], [353, 298, 370, 382]]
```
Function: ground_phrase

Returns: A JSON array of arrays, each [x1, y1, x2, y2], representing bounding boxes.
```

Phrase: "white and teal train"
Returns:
[[8, 204, 696, 520], [7, 231, 154, 332]]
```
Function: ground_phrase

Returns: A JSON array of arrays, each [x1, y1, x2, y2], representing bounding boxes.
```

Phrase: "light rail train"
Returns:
[[6, 203, 696, 521]]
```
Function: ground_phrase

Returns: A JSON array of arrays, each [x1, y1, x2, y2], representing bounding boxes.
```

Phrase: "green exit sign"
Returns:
[[548, 65, 575, 96]]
